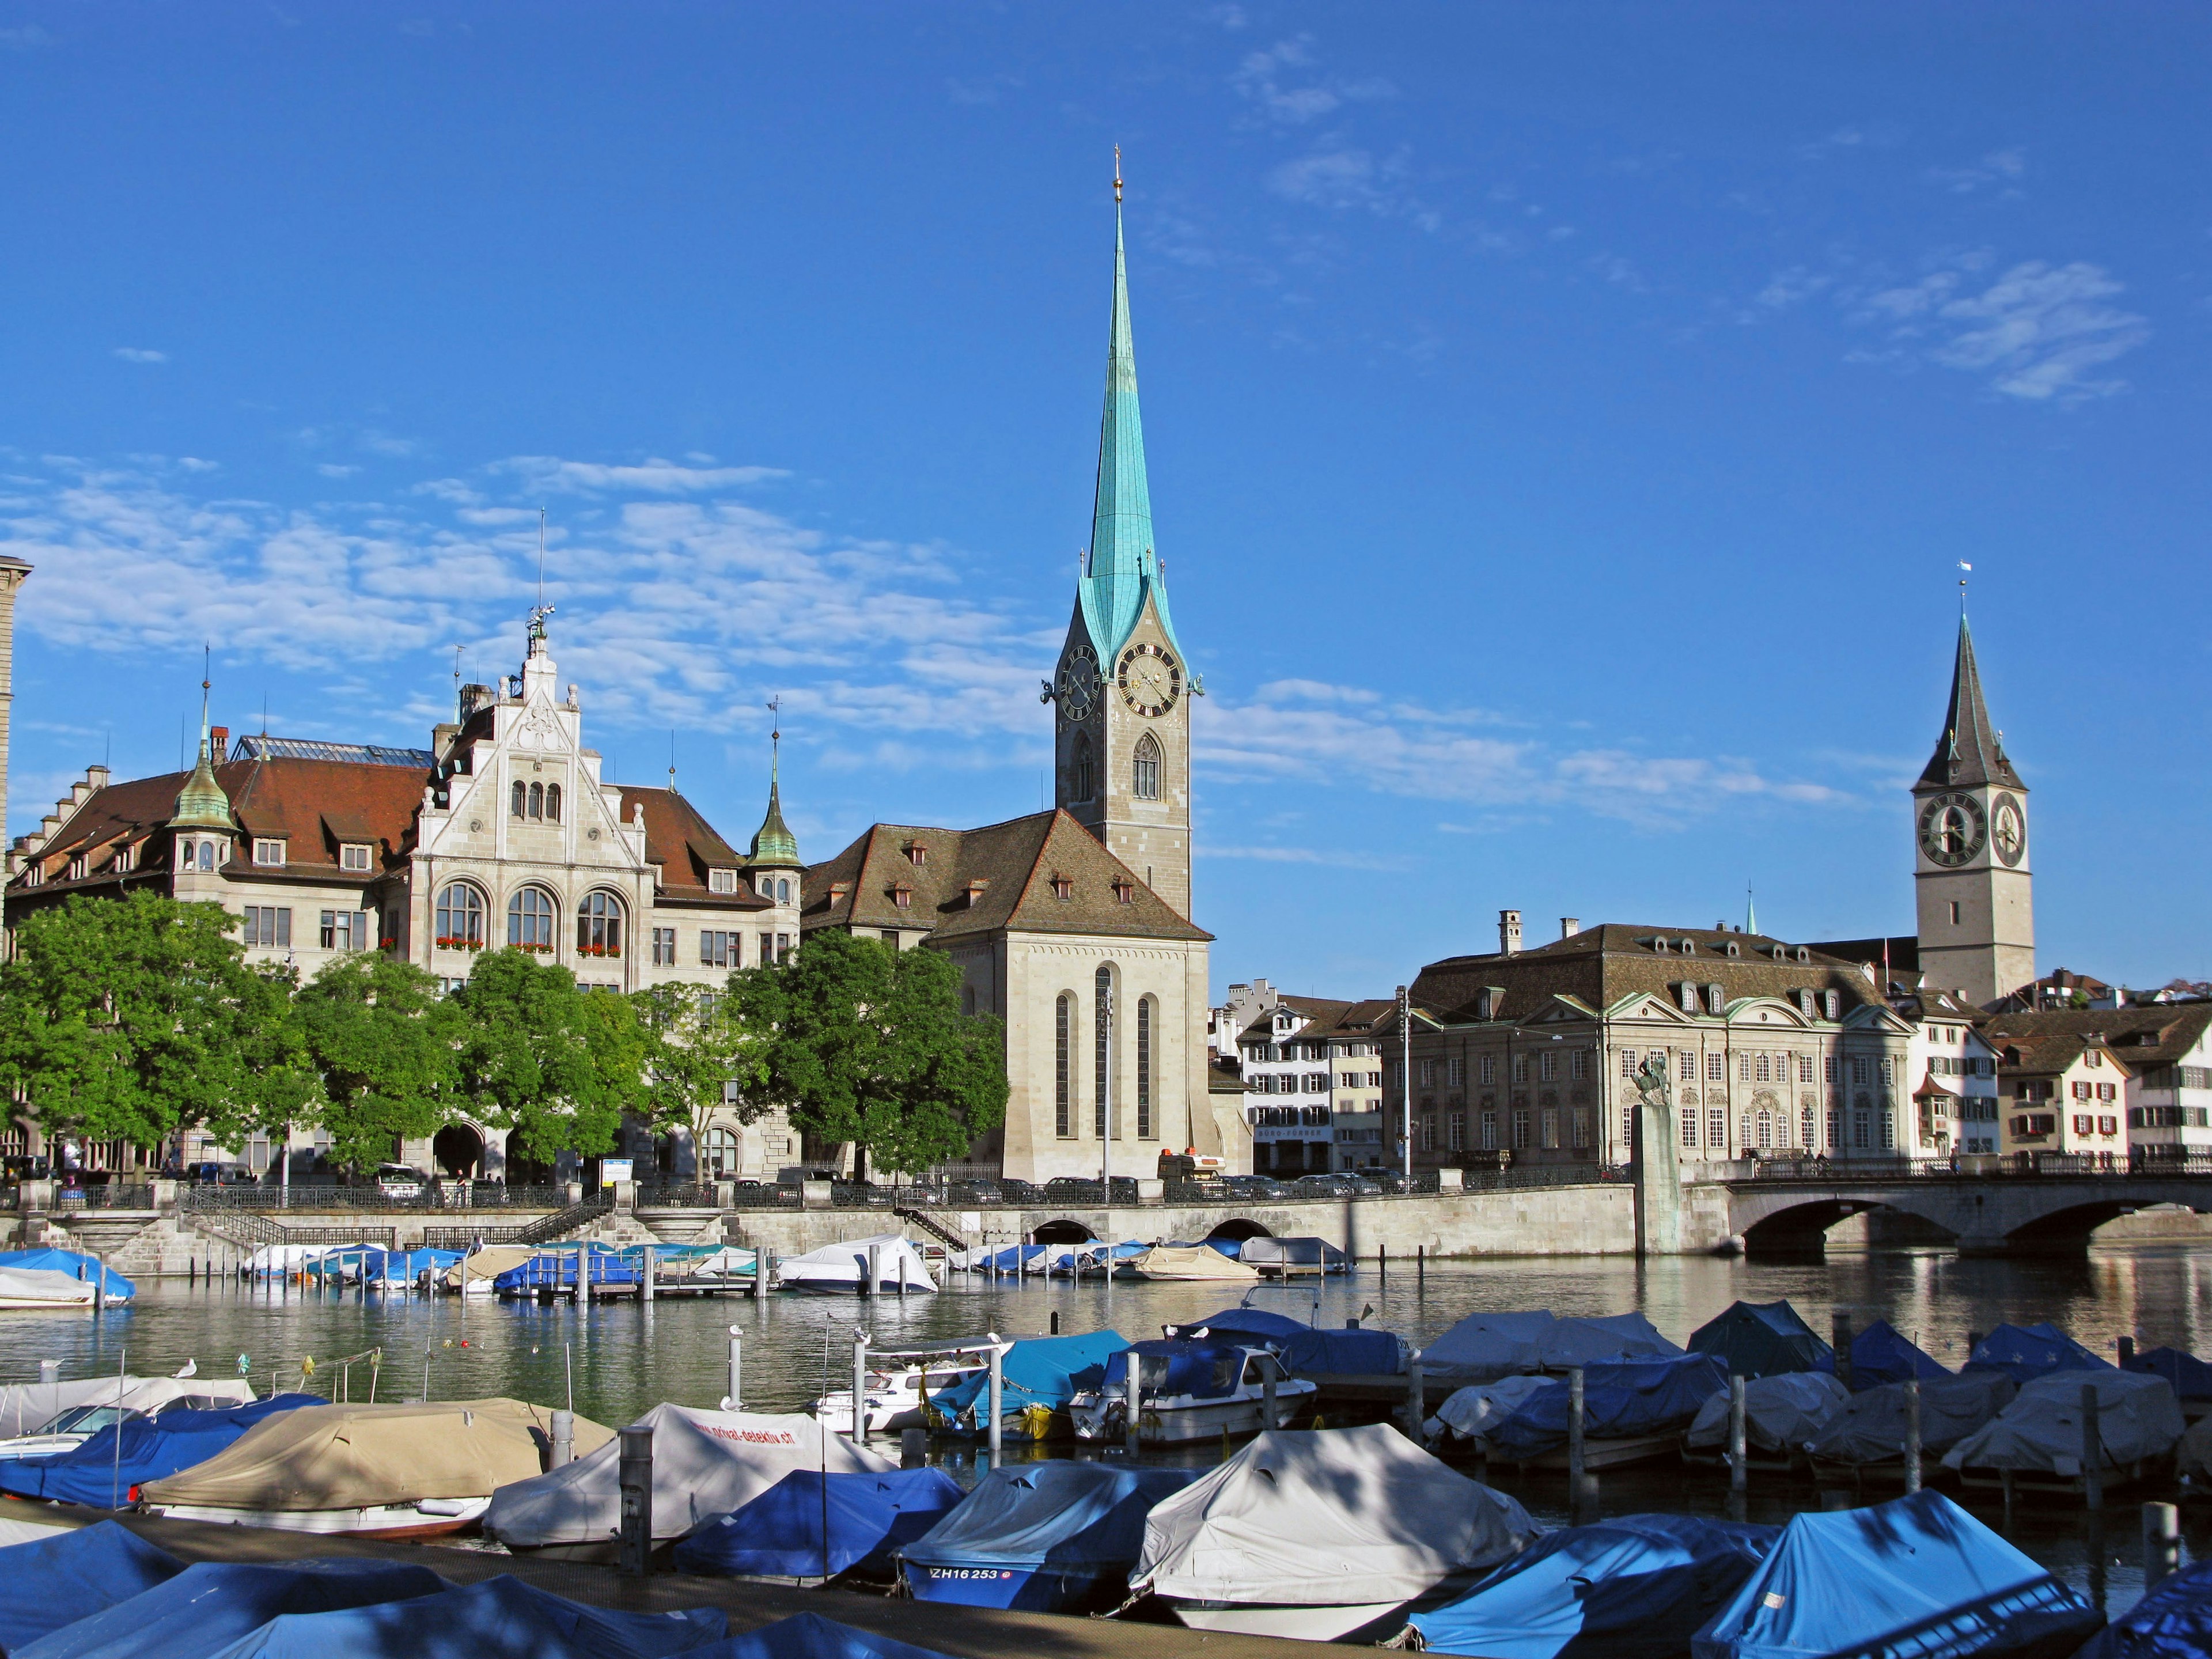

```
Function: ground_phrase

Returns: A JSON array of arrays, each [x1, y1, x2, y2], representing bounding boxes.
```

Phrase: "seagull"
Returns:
[[172, 1358, 198, 1379]]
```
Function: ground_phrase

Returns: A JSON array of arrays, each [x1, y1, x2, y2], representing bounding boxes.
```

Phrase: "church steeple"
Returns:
[[747, 700, 799, 869], [1919, 615, 2022, 791]]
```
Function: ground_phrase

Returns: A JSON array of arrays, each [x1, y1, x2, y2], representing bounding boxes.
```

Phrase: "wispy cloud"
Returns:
[[1267, 146, 1438, 232], [0, 24, 54, 48], [112, 347, 167, 364], [1927, 148, 2027, 196], [1851, 258, 2149, 400], [501, 456, 791, 495], [1231, 35, 1394, 127]]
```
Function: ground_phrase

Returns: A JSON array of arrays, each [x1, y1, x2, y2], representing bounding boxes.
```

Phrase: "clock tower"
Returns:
[[1913, 614, 2033, 1006], [1044, 177, 1198, 917]]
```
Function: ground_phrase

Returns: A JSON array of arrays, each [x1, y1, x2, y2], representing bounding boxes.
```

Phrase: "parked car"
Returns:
[[997, 1177, 1046, 1206], [373, 1163, 427, 1199], [1043, 1175, 1139, 1203], [948, 1179, 1005, 1205], [1291, 1172, 1363, 1198], [1353, 1167, 1411, 1193], [1219, 1174, 1293, 1200]]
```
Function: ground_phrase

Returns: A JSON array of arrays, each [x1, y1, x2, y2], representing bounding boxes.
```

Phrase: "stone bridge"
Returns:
[[1710, 1168, 2212, 1256]]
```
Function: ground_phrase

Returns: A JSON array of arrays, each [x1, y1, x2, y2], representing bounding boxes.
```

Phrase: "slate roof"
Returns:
[[800, 808, 1210, 945], [1919, 616, 2024, 791], [1990, 1031, 2132, 1084], [1979, 1005, 2212, 1076]]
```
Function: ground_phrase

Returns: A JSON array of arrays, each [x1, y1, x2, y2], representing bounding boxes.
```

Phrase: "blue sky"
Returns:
[[2, 5, 2205, 998]]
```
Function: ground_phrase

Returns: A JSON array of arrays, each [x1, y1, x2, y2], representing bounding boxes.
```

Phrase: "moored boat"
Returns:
[[0, 1375, 256, 1462], [1117, 1244, 1256, 1283], [812, 1347, 1002, 1437], [775, 1234, 935, 1295], [1070, 1338, 1316, 1446], [926, 1331, 1127, 1444]]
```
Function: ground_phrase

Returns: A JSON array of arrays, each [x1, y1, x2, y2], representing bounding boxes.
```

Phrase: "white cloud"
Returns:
[[1232, 36, 1395, 127], [112, 347, 166, 364], [501, 456, 791, 495], [0, 24, 54, 48], [1927, 148, 2027, 195], [1852, 258, 2149, 400], [1267, 146, 1438, 231], [316, 463, 361, 479]]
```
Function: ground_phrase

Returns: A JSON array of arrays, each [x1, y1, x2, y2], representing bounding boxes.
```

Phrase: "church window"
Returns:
[[511, 781, 527, 818], [1137, 996, 1154, 1139], [1131, 733, 1161, 801], [576, 891, 623, 958], [1074, 734, 1094, 802], [1094, 965, 1116, 1138], [507, 886, 556, 951], [545, 783, 562, 822], [435, 883, 487, 947]]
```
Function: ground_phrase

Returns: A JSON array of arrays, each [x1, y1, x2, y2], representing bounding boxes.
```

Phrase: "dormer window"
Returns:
[[66, 855, 86, 881], [340, 843, 373, 872], [114, 843, 135, 874], [1679, 982, 1699, 1013], [1705, 983, 1726, 1016], [709, 869, 737, 895], [1652, 937, 1670, 953], [903, 840, 926, 866], [252, 838, 286, 868], [963, 878, 988, 907], [1823, 990, 1841, 1020], [890, 883, 913, 910], [1051, 874, 1074, 900], [1724, 941, 1741, 958], [1112, 878, 1136, 905], [1680, 939, 1696, 955]]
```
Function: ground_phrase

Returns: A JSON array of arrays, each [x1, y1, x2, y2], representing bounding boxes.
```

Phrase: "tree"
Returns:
[[293, 953, 460, 1173], [634, 981, 768, 1173], [0, 892, 297, 1158], [449, 949, 648, 1167], [732, 929, 1007, 1181]]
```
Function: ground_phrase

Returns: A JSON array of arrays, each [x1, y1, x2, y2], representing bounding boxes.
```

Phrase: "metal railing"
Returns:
[[634, 1183, 721, 1209], [181, 1183, 569, 1213], [52, 1184, 156, 1211], [1706, 1152, 2212, 1183]]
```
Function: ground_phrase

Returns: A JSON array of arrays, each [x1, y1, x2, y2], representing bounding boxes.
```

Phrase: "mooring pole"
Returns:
[[724, 1324, 743, 1411], [618, 1425, 654, 1577], [1904, 1378, 1922, 1493], [1407, 1357, 1426, 1441], [2083, 1384, 2104, 1512], [1568, 1366, 1586, 1493], [1728, 1374, 1748, 1494], [867, 1243, 881, 1301], [551, 1408, 574, 1467], [851, 1328, 871, 1445], [1831, 1310, 1853, 1389], [2144, 1502, 2181, 1590], [986, 1335, 1003, 1468]]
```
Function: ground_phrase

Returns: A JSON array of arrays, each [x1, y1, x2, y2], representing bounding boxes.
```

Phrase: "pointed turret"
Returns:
[[172, 681, 232, 832], [747, 713, 799, 870], [1918, 615, 2022, 791]]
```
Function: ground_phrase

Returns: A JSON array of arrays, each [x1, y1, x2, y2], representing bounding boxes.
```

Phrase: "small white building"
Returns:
[[1890, 983, 2003, 1156]]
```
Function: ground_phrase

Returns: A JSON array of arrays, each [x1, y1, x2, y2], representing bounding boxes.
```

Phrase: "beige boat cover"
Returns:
[[443, 1245, 536, 1290], [1129, 1245, 1257, 1282], [140, 1397, 612, 1509]]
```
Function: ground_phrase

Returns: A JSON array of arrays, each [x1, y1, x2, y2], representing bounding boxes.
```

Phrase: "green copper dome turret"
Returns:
[[171, 682, 233, 832], [747, 778, 799, 869]]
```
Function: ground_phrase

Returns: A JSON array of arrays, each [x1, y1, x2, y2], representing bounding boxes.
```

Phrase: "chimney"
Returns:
[[87, 765, 109, 790], [1499, 908, 1522, 956], [1560, 917, 1580, 941], [210, 725, 229, 758]]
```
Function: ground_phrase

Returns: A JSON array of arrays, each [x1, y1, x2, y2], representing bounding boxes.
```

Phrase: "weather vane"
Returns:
[[1113, 145, 1122, 204], [1957, 560, 1971, 616]]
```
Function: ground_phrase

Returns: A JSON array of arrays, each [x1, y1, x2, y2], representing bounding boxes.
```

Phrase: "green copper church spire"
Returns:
[[172, 652, 232, 832], [747, 696, 800, 869], [1078, 150, 1183, 662]]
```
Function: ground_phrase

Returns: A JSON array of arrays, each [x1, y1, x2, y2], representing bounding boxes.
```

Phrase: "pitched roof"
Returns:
[[1919, 616, 2024, 791], [616, 786, 767, 908], [800, 808, 1209, 944], [1991, 1031, 2133, 1082], [1979, 1004, 2212, 1074]]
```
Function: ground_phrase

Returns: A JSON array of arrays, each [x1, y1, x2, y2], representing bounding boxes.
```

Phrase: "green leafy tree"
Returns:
[[0, 892, 297, 1157], [732, 929, 1007, 1181], [293, 953, 460, 1173], [634, 981, 768, 1170], [450, 949, 649, 1166]]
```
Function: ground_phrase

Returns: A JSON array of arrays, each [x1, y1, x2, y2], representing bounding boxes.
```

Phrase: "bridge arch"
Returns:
[[1031, 1218, 1096, 1245], [1726, 1176, 2212, 1258], [1203, 1217, 1274, 1244]]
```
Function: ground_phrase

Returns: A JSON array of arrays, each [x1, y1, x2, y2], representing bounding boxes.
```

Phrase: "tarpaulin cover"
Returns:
[[0, 1395, 317, 1507], [1690, 1490, 2100, 1659], [901, 1462, 1198, 1578], [1410, 1514, 1777, 1659], [2174, 1416, 2212, 1483], [2071, 1555, 2212, 1659], [1480, 1355, 1731, 1461], [1806, 1373, 2017, 1465], [494, 1247, 641, 1293], [1, 1378, 156, 1438], [1132, 1423, 1536, 1608], [1686, 1373, 1850, 1452], [484, 1406, 897, 1548], [1420, 1311, 1681, 1384], [1119, 1245, 1254, 1282], [14, 1558, 447, 1659], [189, 1573, 725, 1659], [0, 1250, 134, 1301], [672, 1469, 966, 1580], [365, 1248, 461, 1285], [1167, 1308, 1404, 1377], [1686, 1301, 1834, 1381], [1103, 1340, 1251, 1402], [1850, 1320, 1952, 1391], [1427, 1376, 1556, 1444], [1964, 1323, 2112, 1385], [2126, 1347, 2212, 1405], [141, 1399, 614, 1510], [774, 1236, 934, 1293], [962, 1244, 1043, 1274], [0, 1521, 182, 1656], [0, 1269, 93, 1308], [1237, 1237, 1349, 1273], [0, 1377, 256, 1445], [1944, 1369, 2185, 1475], [681, 1613, 959, 1659], [928, 1331, 1128, 1429]]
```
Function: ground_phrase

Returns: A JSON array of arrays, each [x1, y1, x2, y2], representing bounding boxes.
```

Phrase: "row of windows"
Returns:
[[510, 781, 563, 823], [1615, 1048, 1895, 1088], [2070, 1081, 2120, 1103], [1419, 1105, 1594, 1153], [1421, 1050, 1594, 1089], [1255, 1073, 1330, 1095], [2133, 1107, 2212, 1128], [1053, 972, 1158, 1141], [238, 906, 374, 951]]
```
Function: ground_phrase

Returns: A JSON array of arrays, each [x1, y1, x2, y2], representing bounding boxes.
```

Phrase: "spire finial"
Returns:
[[1113, 145, 1122, 205], [1958, 559, 1971, 619], [199, 643, 211, 752], [668, 729, 676, 794], [767, 694, 783, 783]]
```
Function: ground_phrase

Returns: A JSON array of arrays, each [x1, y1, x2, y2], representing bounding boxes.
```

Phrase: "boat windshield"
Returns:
[[33, 1404, 141, 1435]]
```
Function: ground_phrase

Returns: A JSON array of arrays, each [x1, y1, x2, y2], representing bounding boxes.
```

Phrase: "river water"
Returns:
[[10, 1241, 2212, 1619]]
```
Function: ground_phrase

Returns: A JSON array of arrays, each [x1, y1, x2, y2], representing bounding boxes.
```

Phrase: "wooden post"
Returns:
[[2144, 1501, 2181, 1590], [617, 1425, 654, 1577], [1831, 1310, 1852, 1389], [2082, 1384, 2103, 1511], [1407, 1358, 1426, 1441], [1903, 1379, 1922, 1493], [1569, 1367, 1586, 1491], [2119, 1335, 2136, 1368], [1416, 1244, 1425, 1287], [1728, 1374, 1747, 1494], [1379, 1241, 1387, 1282], [1051, 1310, 1060, 1335]]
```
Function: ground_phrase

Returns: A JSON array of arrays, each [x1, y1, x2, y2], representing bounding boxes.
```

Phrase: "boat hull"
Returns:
[[904, 1561, 1120, 1612], [1071, 1381, 1317, 1445], [143, 1497, 489, 1539], [1166, 1597, 1407, 1641]]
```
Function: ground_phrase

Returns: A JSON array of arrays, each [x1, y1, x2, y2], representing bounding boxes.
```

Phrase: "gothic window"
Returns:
[[1074, 734, 1095, 802], [507, 885, 556, 950], [1094, 965, 1115, 1138], [545, 783, 562, 823], [435, 882, 487, 947], [576, 891, 624, 958], [511, 781, 527, 818], [1054, 994, 1074, 1137], [1137, 996, 1154, 1140], [1131, 733, 1161, 801]]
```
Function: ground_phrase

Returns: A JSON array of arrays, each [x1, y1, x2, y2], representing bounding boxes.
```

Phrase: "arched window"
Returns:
[[1094, 964, 1114, 1139], [198, 839, 218, 870], [507, 886, 556, 951], [1131, 733, 1161, 801], [528, 782, 544, 821], [1074, 734, 1094, 802], [511, 781, 527, 819], [435, 882, 487, 947], [702, 1126, 740, 1177], [545, 783, 562, 823], [1055, 993, 1073, 1138], [777, 877, 790, 903], [1756, 1110, 1772, 1149], [576, 891, 623, 958], [1136, 995, 1154, 1140]]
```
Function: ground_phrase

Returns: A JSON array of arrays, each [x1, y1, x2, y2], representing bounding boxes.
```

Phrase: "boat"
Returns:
[[2075, 1554, 2212, 1657], [1070, 1338, 1317, 1445], [774, 1234, 935, 1294], [1426, 1375, 1558, 1446], [1685, 1300, 1834, 1381], [672, 1468, 966, 1585], [960, 1243, 1045, 1275], [0, 1267, 98, 1310], [2125, 1346, 2212, 1422], [1805, 1372, 2016, 1484], [440, 1245, 535, 1294], [1128, 1423, 1535, 1641], [1945, 1367, 2184, 1494], [812, 1347, 1002, 1436], [139, 1399, 613, 1537], [483, 1405, 897, 1559], [1077, 1240, 1151, 1277], [1116, 1244, 1256, 1283], [0, 1520, 185, 1656], [0, 1393, 319, 1508], [0, 1249, 134, 1302], [493, 1245, 642, 1300], [1237, 1236, 1349, 1278], [1692, 1490, 2100, 1659], [657, 1244, 760, 1286], [1469, 1354, 1730, 1469], [1682, 1372, 1849, 1471], [1406, 1514, 1778, 1659], [1847, 1319, 1951, 1391], [1165, 1305, 1407, 1380], [0, 1375, 257, 1461], [1419, 1310, 1681, 1387], [898, 1462, 1199, 1612], [926, 1331, 1127, 1443], [1962, 1321, 2111, 1385]]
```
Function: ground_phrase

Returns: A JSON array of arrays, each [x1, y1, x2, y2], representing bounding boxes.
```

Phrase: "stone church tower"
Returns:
[[1914, 613, 2033, 1006], [1046, 178, 1199, 918]]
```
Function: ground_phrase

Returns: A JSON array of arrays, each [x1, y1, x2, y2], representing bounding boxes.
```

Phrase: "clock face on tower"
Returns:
[[1991, 793, 2025, 868], [1052, 645, 1099, 727], [1117, 642, 1182, 718], [1918, 791, 1987, 868]]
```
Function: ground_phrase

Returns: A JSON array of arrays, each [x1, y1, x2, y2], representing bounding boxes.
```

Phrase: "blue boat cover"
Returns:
[[1687, 1301, 1834, 1381], [929, 1331, 1127, 1427], [1690, 1490, 2102, 1659], [191, 1573, 725, 1659], [0, 1395, 318, 1508], [901, 1461, 1196, 1581], [0, 1522, 182, 1656], [1964, 1323, 2112, 1385], [1103, 1338, 1252, 1401], [1483, 1355, 1729, 1461], [1849, 1320, 1950, 1392], [1410, 1513, 1777, 1659], [2125, 1347, 2212, 1404], [15, 1558, 448, 1659], [683, 1613, 958, 1659], [673, 1470, 965, 1581], [969, 1244, 1043, 1273], [494, 1246, 639, 1293], [0, 1251, 134, 1300], [1166, 1306, 1404, 1377], [2072, 1555, 2212, 1659], [365, 1248, 462, 1285]]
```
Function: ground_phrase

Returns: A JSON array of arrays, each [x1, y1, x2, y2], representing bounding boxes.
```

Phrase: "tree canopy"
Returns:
[[448, 948, 648, 1165], [292, 953, 459, 1173]]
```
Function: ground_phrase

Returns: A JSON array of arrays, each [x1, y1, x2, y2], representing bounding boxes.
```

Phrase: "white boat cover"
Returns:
[[484, 1404, 898, 1547], [0, 1267, 97, 1308], [243, 1244, 343, 1274], [0, 1375, 253, 1436], [1806, 1373, 2016, 1464], [1131, 1423, 1536, 1608], [142, 1398, 613, 1510], [1420, 1310, 1680, 1382], [1127, 1245, 1258, 1283], [1426, 1375, 1557, 1442], [1686, 1372, 1850, 1450], [1942, 1368, 2184, 1474], [776, 1234, 935, 1292]]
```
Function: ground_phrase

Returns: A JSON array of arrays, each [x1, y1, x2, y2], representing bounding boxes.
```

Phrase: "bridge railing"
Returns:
[[1706, 1151, 2212, 1183]]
